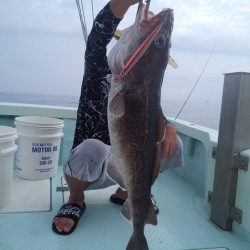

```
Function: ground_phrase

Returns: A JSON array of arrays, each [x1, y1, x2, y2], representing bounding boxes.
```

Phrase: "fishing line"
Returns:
[[174, 43, 216, 121]]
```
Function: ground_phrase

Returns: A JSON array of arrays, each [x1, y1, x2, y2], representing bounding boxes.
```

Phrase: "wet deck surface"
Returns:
[[0, 168, 249, 250]]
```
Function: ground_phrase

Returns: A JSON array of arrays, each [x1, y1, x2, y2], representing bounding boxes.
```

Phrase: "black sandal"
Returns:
[[110, 194, 125, 205], [110, 194, 159, 214], [52, 203, 86, 235]]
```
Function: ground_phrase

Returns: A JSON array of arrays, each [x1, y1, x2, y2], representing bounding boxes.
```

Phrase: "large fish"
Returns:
[[107, 4, 174, 250]]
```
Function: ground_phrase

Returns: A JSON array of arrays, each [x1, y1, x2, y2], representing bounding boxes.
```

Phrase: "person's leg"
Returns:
[[53, 175, 87, 233], [53, 139, 110, 234], [110, 187, 127, 205], [110, 187, 159, 214], [106, 152, 160, 213]]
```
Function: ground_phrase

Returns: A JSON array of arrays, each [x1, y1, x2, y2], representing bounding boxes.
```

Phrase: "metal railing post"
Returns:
[[210, 72, 250, 230]]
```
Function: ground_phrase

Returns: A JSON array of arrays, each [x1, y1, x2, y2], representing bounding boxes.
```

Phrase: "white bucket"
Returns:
[[0, 126, 17, 208], [15, 116, 64, 180]]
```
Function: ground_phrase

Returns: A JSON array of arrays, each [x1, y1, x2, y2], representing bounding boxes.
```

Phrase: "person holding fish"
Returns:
[[52, 0, 183, 243]]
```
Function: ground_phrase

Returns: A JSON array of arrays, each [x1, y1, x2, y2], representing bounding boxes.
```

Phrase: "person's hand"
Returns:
[[160, 124, 177, 160], [128, 0, 140, 5], [111, 0, 140, 19]]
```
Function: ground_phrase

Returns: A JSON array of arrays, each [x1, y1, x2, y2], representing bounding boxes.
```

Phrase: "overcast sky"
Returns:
[[0, 0, 249, 104]]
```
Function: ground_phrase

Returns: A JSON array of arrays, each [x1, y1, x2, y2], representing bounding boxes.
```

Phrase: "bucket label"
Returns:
[[40, 156, 52, 166], [30, 142, 58, 172], [16, 137, 61, 179], [31, 143, 58, 153]]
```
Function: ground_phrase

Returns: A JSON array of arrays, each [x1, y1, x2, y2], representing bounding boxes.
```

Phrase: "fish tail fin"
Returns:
[[126, 233, 149, 250], [146, 200, 158, 225]]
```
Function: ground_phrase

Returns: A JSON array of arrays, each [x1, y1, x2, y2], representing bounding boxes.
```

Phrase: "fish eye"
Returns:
[[154, 34, 166, 48]]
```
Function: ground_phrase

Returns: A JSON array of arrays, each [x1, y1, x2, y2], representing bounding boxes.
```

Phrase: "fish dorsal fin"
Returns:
[[121, 199, 132, 223], [146, 200, 158, 225], [109, 92, 125, 117]]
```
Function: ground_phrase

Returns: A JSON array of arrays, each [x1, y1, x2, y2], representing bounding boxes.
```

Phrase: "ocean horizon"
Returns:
[[0, 91, 221, 130]]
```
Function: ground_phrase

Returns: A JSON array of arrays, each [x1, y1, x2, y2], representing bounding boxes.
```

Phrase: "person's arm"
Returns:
[[85, 0, 139, 72], [84, 3, 120, 72]]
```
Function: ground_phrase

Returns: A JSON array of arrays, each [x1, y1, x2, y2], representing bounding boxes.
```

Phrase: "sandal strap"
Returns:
[[55, 203, 85, 221]]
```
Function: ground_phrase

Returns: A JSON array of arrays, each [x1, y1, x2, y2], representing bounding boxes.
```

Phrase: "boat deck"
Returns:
[[1, 167, 249, 250]]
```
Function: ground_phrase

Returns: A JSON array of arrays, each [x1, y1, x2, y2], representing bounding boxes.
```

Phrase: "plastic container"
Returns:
[[0, 126, 17, 208], [15, 116, 64, 180]]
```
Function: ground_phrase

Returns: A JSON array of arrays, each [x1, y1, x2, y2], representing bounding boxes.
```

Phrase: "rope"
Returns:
[[75, 0, 88, 45], [91, 0, 95, 23]]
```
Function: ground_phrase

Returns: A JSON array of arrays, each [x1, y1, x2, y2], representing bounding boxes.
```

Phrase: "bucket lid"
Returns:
[[15, 116, 64, 128], [0, 126, 17, 142]]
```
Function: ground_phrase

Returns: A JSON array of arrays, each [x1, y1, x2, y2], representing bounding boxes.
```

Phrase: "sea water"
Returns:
[[0, 92, 221, 130]]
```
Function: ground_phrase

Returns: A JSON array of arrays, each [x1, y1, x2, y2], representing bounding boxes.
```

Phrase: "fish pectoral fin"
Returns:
[[146, 201, 158, 225], [121, 199, 132, 222], [109, 92, 125, 117]]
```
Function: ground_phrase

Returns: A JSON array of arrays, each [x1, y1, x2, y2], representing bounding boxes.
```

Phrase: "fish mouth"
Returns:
[[138, 4, 173, 32], [113, 6, 173, 81]]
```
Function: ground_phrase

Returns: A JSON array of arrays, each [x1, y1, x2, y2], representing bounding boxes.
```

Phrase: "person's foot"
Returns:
[[52, 200, 85, 235], [115, 187, 128, 200], [110, 188, 159, 214]]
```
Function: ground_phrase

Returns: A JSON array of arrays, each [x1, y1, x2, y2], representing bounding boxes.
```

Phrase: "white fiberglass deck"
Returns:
[[0, 167, 249, 250]]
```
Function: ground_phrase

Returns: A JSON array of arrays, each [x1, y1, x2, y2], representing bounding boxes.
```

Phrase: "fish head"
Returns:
[[108, 4, 174, 84]]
